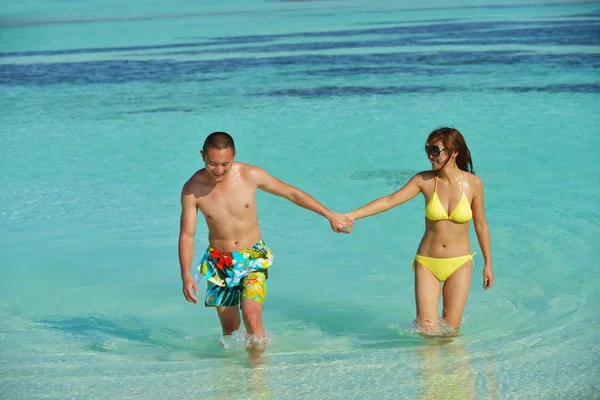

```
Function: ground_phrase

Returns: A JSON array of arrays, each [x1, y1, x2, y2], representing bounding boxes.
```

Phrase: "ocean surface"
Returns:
[[1, 0, 599, 399]]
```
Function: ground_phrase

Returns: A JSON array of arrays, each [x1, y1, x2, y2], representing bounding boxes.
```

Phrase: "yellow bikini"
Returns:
[[414, 254, 475, 282], [414, 173, 475, 282], [424, 174, 472, 223]]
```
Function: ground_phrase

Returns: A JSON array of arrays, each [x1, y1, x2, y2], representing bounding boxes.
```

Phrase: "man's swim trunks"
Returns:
[[197, 240, 274, 307]]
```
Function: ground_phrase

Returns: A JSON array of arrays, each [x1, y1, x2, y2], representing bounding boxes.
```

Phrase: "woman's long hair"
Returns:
[[427, 127, 475, 174]]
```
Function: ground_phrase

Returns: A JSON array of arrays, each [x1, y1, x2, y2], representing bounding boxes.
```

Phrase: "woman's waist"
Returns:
[[417, 233, 471, 258]]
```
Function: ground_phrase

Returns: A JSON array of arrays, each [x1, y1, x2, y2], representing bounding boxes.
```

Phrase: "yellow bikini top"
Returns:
[[425, 173, 472, 223]]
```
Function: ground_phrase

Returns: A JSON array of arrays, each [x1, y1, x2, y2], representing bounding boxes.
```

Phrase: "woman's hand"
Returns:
[[482, 264, 494, 290]]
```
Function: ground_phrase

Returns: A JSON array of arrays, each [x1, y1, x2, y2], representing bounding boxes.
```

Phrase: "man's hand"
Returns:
[[182, 276, 199, 304], [328, 212, 354, 234]]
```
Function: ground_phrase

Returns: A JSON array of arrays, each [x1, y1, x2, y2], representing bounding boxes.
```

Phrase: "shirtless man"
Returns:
[[179, 131, 352, 360]]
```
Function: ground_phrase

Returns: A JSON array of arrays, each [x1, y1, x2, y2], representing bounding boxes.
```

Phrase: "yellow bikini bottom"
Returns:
[[413, 253, 476, 282]]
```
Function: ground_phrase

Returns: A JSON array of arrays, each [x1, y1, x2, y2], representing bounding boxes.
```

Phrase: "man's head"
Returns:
[[201, 132, 236, 183]]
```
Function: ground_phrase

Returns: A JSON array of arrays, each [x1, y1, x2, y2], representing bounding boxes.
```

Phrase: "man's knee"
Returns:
[[241, 301, 263, 331], [242, 308, 262, 324], [221, 323, 240, 335], [216, 307, 241, 335]]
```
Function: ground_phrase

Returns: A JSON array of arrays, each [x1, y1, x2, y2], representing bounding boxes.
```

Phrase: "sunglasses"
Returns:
[[425, 144, 447, 157]]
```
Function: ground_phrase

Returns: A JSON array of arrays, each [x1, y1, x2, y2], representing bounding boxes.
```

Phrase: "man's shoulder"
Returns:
[[236, 161, 259, 171], [235, 162, 272, 188], [236, 162, 264, 177], [182, 169, 207, 191]]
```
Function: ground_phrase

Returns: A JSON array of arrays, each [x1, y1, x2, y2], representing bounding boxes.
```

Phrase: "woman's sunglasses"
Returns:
[[425, 144, 447, 157]]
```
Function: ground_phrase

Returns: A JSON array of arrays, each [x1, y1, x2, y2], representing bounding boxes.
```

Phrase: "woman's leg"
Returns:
[[441, 261, 473, 330], [414, 262, 442, 335]]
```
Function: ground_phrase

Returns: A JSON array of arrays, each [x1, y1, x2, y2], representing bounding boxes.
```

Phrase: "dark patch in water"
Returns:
[[255, 81, 600, 98], [1, 51, 598, 86], [0, 60, 217, 85], [203, 19, 600, 44], [123, 107, 194, 114], [571, 11, 600, 18], [37, 316, 189, 353], [287, 65, 455, 77], [273, 0, 594, 10], [0, 9, 299, 28], [0, 42, 219, 58], [499, 83, 600, 93], [356, 18, 459, 26], [2, 18, 598, 58], [177, 38, 426, 55], [253, 86, 448, 97], [351, 170, 417, 187]]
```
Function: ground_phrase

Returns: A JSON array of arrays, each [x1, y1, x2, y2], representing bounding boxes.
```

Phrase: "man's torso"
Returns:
[[190, 163, 262, 251]]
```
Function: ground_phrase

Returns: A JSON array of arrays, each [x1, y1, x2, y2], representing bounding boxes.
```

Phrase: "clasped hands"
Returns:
[[328, 212, 355, 234]]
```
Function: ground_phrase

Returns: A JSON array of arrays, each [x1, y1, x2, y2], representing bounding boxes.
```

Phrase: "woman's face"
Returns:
[[425, 139, 451, 170]]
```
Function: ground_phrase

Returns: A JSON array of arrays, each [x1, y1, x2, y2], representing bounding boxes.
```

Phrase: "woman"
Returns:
[[347, 127, 494, 335]]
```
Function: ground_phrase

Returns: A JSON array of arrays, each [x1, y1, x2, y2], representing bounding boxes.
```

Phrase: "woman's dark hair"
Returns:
[[427, 127, 474, 174]]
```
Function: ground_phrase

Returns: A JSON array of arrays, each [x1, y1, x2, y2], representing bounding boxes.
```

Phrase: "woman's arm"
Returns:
[[471, 177, 494, 290], [348, 173, 422, 220]]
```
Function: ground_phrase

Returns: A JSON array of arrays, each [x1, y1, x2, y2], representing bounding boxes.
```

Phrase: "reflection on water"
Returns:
[[416, 338, 476, 400], [415, 337, 500, 399], [481, 352, 500, 400], [208, 357, 270, 400]]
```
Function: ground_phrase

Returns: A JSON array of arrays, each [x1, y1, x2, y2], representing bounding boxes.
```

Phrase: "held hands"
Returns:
[[328, 212, 355, 234], [182, 276, 199, 304], [482, 264, 494, 290]]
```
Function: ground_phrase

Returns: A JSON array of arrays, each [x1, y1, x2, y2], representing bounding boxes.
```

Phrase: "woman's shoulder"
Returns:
[[413, 170, 437, 183], [414, 170, 436, 179], [409, 170, 436, 188], [462, 171, 483, 188]]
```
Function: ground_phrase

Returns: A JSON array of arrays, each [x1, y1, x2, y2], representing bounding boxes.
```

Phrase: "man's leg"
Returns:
[[205, 282, 241, 335], [240, 271, 268, 360], [216, 306, 241, 335], [241, 299, 265, 359]]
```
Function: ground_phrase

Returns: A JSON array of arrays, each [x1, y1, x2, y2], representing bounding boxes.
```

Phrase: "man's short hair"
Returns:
[[202, 132, 235, 153]]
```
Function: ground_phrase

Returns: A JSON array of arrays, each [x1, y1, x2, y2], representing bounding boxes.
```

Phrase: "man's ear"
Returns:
[[200, 150, 205, 160]]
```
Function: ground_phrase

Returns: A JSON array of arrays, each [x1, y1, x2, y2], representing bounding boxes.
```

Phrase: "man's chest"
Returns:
[[197, 188, 257, 219]]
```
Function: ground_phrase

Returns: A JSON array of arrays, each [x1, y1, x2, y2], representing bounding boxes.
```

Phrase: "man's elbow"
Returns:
[[179, 232, 195, 244]]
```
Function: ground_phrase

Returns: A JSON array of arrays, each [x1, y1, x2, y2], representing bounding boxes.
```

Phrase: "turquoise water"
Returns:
[[1, 0, 599, 398]]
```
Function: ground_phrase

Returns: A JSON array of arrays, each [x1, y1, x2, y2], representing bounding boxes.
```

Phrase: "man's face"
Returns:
[[201, 147, 235, 182]]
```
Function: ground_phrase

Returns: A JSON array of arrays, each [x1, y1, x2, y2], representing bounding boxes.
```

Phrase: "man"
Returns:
[[179, 131, 352, 360]]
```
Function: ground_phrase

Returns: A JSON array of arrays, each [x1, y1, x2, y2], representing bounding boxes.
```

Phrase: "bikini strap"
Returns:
[[433, 174, 439, 193]]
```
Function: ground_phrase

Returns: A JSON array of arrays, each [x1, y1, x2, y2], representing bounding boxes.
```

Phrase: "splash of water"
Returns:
[[218, 330, 273, 351], [391, 318, 461, 338]]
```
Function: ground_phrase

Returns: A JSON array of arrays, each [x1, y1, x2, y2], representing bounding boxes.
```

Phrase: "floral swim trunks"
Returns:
[[197, 240, 274, 307]]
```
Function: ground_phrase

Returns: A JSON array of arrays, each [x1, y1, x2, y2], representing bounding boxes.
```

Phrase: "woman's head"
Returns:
[[425, 127, 474, 174]]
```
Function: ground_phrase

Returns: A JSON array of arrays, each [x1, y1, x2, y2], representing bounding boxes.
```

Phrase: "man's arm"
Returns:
[[247, 166, 352, 232], [179, 182, 199, 303]]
